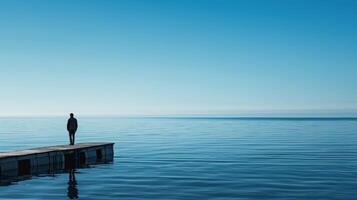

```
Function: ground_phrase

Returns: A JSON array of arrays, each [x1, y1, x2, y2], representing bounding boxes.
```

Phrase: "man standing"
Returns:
[[67, 113, 78, 145]]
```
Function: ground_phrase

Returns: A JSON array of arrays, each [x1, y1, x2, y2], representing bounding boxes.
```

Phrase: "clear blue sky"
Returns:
[[0, 0, 356, 116]]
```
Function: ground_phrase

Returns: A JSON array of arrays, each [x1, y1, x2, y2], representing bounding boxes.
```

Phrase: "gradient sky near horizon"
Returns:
[[0, 0, 356, 116]]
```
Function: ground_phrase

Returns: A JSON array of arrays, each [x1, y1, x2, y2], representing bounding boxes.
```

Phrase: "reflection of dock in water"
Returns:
[[0, 143, 114, 185]]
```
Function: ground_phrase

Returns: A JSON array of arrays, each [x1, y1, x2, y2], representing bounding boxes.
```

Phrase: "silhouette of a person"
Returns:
[[67, 113, 78, 145], [67, 169, 79, 199]]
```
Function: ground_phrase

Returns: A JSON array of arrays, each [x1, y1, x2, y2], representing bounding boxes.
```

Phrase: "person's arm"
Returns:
[[67, 119, 70, 131], [75, 119, 78, 131]]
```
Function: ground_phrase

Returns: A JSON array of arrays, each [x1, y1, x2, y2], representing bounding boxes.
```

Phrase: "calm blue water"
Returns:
[[1, 117, 357, 199]]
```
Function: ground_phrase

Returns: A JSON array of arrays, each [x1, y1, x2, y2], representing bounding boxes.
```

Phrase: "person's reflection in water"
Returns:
[[67, 169, 79, 199]]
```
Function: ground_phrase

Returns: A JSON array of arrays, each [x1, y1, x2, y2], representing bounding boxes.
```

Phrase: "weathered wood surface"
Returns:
[[0, 143, 114, 159]]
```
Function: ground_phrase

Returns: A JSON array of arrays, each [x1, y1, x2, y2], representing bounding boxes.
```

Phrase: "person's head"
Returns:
[[70, 113, 74, 118]]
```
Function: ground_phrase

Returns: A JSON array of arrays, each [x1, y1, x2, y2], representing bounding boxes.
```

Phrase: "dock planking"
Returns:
[[0, 142, 114, 183], [0, 143, 114, 159]]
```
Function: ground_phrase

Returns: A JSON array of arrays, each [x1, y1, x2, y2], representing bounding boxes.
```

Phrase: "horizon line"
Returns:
[[0, 114, 356, 119]]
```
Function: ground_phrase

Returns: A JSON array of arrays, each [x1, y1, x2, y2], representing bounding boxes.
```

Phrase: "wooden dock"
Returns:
[[0, 143, 114, 179]]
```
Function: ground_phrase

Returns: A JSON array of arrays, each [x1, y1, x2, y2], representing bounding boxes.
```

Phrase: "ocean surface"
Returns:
[[0, 117, 357, 199]]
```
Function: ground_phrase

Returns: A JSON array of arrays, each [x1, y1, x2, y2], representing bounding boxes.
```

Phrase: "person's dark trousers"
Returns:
[[69, 130, 76, 145]]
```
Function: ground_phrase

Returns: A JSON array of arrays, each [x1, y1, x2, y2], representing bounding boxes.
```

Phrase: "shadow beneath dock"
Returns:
[[0, 148, 113, 186]]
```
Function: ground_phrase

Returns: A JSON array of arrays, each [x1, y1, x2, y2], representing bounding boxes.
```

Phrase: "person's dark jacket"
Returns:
[[67, 118, 78, 132]]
